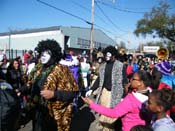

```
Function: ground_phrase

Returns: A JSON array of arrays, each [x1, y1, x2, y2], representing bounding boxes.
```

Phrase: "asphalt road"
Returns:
[[18, 103, 99, 131], [17, 89, 101, 131]]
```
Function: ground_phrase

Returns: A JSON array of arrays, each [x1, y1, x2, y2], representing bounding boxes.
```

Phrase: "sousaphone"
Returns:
[[119, 48, 126, 56], [156, 47, 169, 60]]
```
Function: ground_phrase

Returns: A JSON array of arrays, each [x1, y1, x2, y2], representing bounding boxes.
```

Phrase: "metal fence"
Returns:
[[4, 49, 25, 60]]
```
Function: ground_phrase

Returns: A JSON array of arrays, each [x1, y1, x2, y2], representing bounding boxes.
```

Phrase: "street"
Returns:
[[18, 105, 98, 131], [18, 94, 99, 131]]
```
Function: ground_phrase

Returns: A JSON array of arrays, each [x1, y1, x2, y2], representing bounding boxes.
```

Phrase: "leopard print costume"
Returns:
[[28, 63, 79, 131]]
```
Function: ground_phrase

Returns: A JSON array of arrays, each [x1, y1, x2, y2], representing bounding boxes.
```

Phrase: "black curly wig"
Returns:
[[103, 45, 119, 58], [36, 39, 63, 63]]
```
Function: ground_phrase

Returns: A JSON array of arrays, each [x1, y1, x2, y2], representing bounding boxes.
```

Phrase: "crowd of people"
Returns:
[[83, 46, 175, 131], [0, 39, 175, 131]]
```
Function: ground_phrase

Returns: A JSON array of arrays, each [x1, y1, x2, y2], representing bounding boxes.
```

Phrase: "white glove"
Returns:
[[85, 90, 93, 97]]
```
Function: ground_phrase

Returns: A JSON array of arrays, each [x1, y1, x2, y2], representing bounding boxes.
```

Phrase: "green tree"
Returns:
[[165, 41, 175, 54], [146, 41, 164, 47], [134, 1, 175, 42]]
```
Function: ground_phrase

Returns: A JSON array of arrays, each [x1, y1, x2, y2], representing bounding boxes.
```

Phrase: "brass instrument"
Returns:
[[119, 48, 126, 56], [156, 47, 169, 60]]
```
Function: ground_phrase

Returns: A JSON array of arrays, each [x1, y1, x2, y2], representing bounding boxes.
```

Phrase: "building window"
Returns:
[[77, 38, 107, 49]]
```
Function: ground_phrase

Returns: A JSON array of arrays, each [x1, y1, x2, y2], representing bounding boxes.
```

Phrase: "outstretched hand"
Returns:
[[81, 96, 94, 105]]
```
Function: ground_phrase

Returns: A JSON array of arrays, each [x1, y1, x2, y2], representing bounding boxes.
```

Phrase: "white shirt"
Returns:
[[152, 116, 175, 131]]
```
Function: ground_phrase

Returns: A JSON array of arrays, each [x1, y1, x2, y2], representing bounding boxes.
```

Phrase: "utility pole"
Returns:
[[8, 31, 11, 59], [90, 0, 94, 63]]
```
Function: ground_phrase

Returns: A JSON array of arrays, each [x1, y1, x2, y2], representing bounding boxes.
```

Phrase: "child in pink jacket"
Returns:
[[82, 70, 152, 131]]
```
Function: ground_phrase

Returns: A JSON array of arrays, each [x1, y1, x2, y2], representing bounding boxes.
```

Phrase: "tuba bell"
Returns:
[[156, 47, 169, 60], [119, 48, 126, 56]]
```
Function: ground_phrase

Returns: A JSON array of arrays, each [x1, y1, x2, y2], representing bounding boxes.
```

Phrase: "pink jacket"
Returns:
[[90, 93, 149, 131]]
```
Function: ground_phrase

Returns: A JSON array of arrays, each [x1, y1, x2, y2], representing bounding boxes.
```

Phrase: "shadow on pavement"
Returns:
[[70, 106, 95, 131]]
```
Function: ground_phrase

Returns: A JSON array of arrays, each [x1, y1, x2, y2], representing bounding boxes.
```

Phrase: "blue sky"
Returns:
[[1, 0, 175, 49]]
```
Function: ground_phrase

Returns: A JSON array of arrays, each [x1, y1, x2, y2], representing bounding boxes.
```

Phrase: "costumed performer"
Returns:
[[27, 39, 79, 131]]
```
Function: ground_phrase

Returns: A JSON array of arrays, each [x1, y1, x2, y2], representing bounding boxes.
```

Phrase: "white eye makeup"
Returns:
[[105, 52, 112, 61], [40, 50, 51, 64]]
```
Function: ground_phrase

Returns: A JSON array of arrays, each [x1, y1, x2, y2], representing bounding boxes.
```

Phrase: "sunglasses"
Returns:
[[131, 78, 141, 81]]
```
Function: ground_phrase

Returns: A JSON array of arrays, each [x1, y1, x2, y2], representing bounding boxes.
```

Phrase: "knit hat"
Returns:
[[155, 61, 171, 75], [65, 54, 73, 61]]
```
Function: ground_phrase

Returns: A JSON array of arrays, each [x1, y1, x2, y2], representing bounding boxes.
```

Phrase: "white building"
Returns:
[[0, 26, 116, 59]]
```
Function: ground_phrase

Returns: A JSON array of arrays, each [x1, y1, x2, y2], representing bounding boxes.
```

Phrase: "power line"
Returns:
[[96, 0, 146, 14], [96, 0, 175, 13], [36, 0, 91, 25], [68, 0, 128, 37], [95, 1, 128, 33], [36, 0, 129, 42], [68, 0, 132, 41], [69, 0, 90, 11], [68, 0, 110, 28], [36, 0, 126, 38], [117, 6, 154, 11], [93, 24, 129, 42]]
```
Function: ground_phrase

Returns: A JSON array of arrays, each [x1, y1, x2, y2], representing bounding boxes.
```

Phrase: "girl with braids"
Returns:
[[151, 64, 175, 121], [150, 67, 171, 90], [147, 88, 175, 131], [27, 39, 79, 131]]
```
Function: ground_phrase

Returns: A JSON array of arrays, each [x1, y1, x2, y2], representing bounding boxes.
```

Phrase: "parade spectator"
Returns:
[[151, 63, 175, 121], [0, 78, 20, 131], [131, 57, 139, 73], [6, 58, 25, 92], [0, 55, 10, 75], [27, 39, 79, 131], [151, 66, 171, 90], [59, 51, 80, 84], [154, 61, 175, 89], [82, 70, 152, 131], [128, 54, 133, 65], [6, 58, 28, 127], [119, 53, 133, 77], [147, 88, 175, 131], [0, 45, 9, 79], [0, 57, 7, 80], [85, 46, 128, 131], [80, 56, 91, 89], [139, 57, 149, 71], [0, 46, 20, 130], [23, 50, 29, 65], [27, 50, 36, 65], [25, 47, 41, 76], [90, 51, 104, 89]]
